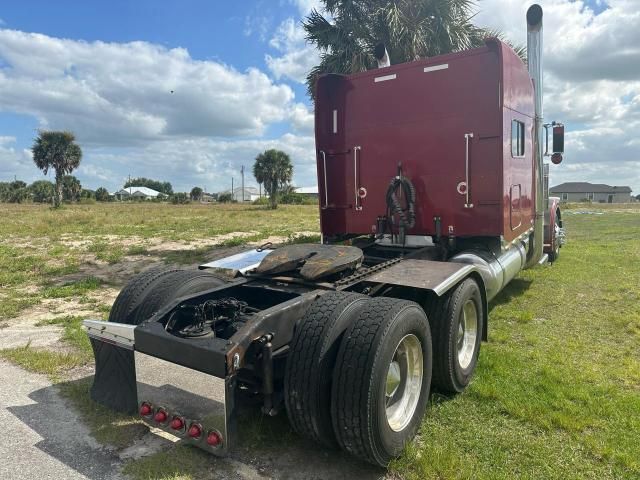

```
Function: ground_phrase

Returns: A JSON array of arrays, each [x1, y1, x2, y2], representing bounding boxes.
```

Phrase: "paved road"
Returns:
[[0, 360, 123, 480]]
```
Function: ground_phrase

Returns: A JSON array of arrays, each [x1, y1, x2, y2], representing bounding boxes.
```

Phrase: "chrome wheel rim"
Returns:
[[385, 334, 423, 432], [457, 300, 478, 370]]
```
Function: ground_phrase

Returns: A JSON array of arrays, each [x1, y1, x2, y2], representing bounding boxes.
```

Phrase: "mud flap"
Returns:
[[89, 338, 138, 414]]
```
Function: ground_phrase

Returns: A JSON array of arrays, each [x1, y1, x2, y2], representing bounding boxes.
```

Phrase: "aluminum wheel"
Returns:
[[457, 299, 478, 370], [385, 334, 423, 432]]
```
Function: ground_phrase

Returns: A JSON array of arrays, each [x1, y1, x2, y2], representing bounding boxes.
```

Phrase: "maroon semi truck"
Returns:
[[84, 4, 565, 467]]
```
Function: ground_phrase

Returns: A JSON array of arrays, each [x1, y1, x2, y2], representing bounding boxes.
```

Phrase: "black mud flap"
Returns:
[[90, 338, 138, 414]]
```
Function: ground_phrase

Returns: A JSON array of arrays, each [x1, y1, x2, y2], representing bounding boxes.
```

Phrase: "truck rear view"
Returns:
[[84, 4, 566, 467]]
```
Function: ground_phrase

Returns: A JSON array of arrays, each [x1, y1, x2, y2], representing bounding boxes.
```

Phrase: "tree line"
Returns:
[[0, 177, 110, 204]]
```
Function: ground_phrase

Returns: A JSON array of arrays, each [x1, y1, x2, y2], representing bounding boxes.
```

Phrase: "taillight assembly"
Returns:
[[187, 423, 202, 439], [139, 403, 152, 417], [154, 409, 168, 423], [170, 416, 185, 431], [206, 430, 222, 447]]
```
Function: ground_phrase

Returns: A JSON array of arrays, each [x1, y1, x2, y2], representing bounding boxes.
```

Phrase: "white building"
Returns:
[[114, 186, 166, 200], [220, 186, 264, 202]]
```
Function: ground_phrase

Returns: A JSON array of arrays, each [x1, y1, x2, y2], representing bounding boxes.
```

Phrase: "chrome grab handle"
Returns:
[[464, 133, 474, 208], [320, 150, 328, 208], [353, 146, 362, 211]]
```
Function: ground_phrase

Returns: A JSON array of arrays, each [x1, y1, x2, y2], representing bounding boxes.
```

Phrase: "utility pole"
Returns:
[[241, 165, 245, 202], [231, 177, 234, 201]]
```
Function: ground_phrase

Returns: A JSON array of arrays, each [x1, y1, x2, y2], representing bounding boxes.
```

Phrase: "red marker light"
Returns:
[[139, 403, 152, 417], [206, 431, 222, 447], [188, 424, 202, 439], [154, 409, 168, 423], [170, 417, 184, 430]]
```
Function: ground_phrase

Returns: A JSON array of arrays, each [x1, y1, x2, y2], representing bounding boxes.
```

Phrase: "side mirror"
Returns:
[[544, 122, 565, 156], [552, 124, 564, 153]]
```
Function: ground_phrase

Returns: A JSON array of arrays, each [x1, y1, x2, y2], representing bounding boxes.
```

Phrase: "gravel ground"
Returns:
[[0, 360, 123, 480]]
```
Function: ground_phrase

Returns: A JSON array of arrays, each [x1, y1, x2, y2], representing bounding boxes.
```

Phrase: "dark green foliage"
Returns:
[[217, 192, 235, 203], [303, 0, 525, 98], [0, 180, 30, 203], [30, 180, 55, 203], [62, 175, 82, 202], [32, 130, 82, 208], [190, 186, 203, 201], [95, 187, 110, 202], [124, 177, 173, 195], [280, 192, 318, 205], [253, 149, 294, 209], [80, 188, 95, 199], [170, 192, 190, 204]]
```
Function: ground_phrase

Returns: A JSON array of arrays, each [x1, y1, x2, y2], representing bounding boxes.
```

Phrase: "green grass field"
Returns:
[[0, 202, 638, 479]]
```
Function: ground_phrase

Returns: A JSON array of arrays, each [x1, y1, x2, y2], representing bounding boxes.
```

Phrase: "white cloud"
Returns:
[[290, 0, 323, 16], [265, 17, 319, 84], [0, 29, 295, 146], [288, 102, 314, 133], [0, 136, 37, 182], [474, 0, 640, 192], [79, 133, 317, 192], [0, 28, 321, 191]]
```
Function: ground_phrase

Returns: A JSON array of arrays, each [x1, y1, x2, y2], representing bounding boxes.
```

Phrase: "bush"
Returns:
[[171, 192, 190, 204], [95, 187, 110, 202], [280, 193, 318, 205], [0, 180, 29, 203], [30, 180, 55, 203], [217, 192, 235, 203], [252, 196, 269, 206]]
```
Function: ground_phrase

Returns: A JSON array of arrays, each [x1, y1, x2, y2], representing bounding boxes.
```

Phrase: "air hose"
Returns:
[[386, 175, 416, 231]]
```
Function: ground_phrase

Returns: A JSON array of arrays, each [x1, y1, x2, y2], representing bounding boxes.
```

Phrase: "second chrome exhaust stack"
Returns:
[[526, 4, 545, 267]]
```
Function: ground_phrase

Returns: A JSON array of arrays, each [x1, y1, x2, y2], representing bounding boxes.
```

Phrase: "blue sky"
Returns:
[[0, 0, 638, 194]]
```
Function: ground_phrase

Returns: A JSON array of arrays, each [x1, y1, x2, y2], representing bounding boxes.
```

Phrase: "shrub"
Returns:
[[218, 192, 235, 203], [171, 192, 190, 204]]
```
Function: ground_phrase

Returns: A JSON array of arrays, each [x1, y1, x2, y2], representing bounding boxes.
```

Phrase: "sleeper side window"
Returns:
[[511, 120, 525, 157]]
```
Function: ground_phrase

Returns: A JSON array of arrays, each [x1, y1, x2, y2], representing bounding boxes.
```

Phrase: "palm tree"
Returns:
[[253, 149, 294, 209], [304, 0, 524, 98], [32, 131, 82, 208]]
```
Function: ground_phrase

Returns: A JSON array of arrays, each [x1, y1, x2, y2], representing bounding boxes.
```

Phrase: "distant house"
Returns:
[[114, 186, 166, 201], [295, 186, 319, 198], [549, 182, 632, 203], [201, 192, 217, 203]]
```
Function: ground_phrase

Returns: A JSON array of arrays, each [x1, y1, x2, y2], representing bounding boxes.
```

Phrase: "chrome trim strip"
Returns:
[[424, 63, 448, 73], [354, 146, 362, 211], [374, 73, 396, 83], [320, 150, 328, 208], [464, 133, 474, 208], [83, 320, 135, 350]]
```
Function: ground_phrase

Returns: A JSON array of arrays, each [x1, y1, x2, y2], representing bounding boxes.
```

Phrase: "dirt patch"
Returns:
[[146, 231, 260, 252], [56, 256, 161, 286]]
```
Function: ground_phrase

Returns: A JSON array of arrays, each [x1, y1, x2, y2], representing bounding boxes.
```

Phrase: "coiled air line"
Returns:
[[385, 170, 416, 244]]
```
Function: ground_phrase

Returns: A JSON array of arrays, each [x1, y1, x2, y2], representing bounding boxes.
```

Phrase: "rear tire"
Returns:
[[331, 297, 432, 466], [109, 267, 183, 325], [94, 268, 228, 413], [284, 291, 370, 448], [427, 278, 483, 394], [109, 268, 226, 325]]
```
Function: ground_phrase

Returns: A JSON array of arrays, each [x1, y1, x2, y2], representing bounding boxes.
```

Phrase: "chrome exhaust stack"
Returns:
[[526, 4, 545, 267]]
